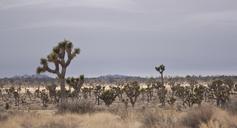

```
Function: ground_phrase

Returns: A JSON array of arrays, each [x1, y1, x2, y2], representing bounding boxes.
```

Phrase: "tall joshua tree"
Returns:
[[155, 64, 165, 86], [36, 40, 80, 99]]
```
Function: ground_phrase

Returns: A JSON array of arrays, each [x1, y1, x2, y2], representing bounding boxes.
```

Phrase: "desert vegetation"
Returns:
[[0, 41, 237, 128]]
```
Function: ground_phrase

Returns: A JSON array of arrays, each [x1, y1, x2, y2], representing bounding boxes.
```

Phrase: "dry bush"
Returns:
[[181, 105, 214, 128], [57, 99, 95, 114], [200, 108, 237, 128], [141, 108, 179, 128], [181, 105, 237, 128]]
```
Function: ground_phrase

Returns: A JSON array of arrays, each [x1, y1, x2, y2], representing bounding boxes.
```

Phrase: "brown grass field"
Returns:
[[1, 94, 237, 128]]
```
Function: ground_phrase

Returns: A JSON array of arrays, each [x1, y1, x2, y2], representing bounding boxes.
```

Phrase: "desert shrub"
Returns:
[[142, 109, 178, 128], [199, 107, 237, 128], [181, 105, 214, 128], [57, 99, 95, 114]]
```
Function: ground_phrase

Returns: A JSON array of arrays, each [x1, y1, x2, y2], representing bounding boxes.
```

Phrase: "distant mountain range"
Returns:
[[2, 74, 145, 79], [0, 74, 54, 80], [0, 74, 148, 85], [97, 74, 143, 79], [0, 74, 148, 82], [12, 74, 51, 79]]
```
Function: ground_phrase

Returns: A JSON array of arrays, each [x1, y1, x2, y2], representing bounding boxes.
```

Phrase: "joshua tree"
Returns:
[[46, 84, 57, 102], [208, 80, 231, 107], [192, 84, 206, 106], [172, 84, 188, 107], [157, 85, 167, 106], [223, 78, 234, 92], [146, 78, 156, 102], [13, 91, 20, 106], [155, 64, 165, 86], [112, 86, 123, 101], [34, 89, 41, 98], [124, 81, 140, 108], [26, 89, 33, 100], [36, 40, 80, 99], [81, 87, 92, 99], [99, 89, 118, 107], [94, 85, 102, 105], [155, 64, 168, 106], [40, 89, 49, 107], [66, 75, 84, 98]]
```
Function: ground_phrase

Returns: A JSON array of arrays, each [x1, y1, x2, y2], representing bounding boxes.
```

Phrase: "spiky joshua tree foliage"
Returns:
[[36, 40, 80, 99], [66, 75, 85, 98]]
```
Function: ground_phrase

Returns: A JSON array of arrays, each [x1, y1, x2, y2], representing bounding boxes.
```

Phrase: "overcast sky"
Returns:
[[0, 0, 237, 77]]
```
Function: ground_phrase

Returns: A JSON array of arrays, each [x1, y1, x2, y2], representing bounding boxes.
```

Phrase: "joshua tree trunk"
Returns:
[[161, 72, 164, 86], [131, 99, 135, 108], [60, 78, 66, 99], [60, 67, 66, 99], [97, 96, 100, 105]]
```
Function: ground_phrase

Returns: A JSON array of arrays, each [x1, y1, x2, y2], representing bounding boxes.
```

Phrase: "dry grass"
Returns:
[[1, 104, 237, 128], [180, 105, 237, 128], [181, 105, 214, 128], [0, 111, 141, 128], [200, 108, 237, 128]]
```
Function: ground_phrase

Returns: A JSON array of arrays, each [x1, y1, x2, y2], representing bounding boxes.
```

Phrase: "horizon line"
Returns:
[[1, 73, 237, 79]]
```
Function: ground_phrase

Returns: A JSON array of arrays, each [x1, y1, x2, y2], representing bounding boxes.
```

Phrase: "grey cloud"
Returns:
[[0, 0, 237, 77]]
